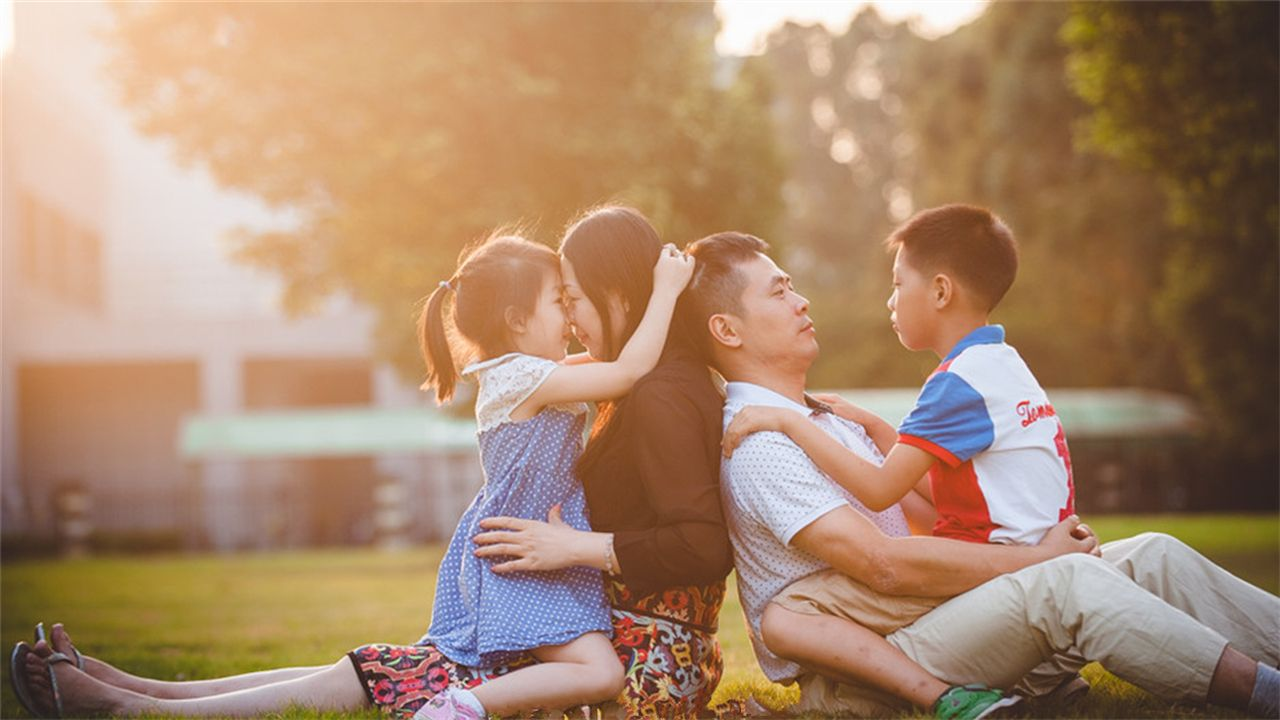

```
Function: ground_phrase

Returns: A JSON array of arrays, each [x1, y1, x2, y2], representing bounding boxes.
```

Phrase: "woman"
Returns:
[[475, 205, 735, 717], [12, 206, 735, 719]]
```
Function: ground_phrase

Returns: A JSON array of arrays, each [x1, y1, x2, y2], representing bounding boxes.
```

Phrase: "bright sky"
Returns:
[[0, 0, 12, 56], [0, 1, 986, 66], [715, 0, 988, 55]]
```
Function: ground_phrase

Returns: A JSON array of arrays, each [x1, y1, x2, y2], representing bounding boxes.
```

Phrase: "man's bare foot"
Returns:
[[23, 640, 120, 718]]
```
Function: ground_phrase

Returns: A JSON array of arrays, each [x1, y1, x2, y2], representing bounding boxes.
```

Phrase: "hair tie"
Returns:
[[439, 280, 453, 292]]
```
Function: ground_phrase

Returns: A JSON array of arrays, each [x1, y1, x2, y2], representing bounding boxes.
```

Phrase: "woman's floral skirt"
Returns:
[[347, 578, 727, 719]]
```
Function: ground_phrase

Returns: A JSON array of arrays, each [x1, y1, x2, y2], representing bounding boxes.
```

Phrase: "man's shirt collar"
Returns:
[[725, 382, 808, 413], [724, 382, 830, 416]]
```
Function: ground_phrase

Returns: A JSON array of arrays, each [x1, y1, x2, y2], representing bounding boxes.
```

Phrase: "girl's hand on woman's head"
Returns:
[[722, 405, 794, 458], [473, 505, 587, 573], [652, 243, 695, 297]]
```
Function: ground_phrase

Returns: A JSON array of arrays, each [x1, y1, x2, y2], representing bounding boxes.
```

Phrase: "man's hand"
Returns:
[[1039, 515, 1101, 558], [723, 406, 795, 457], [1071, 518, 1102, 556]]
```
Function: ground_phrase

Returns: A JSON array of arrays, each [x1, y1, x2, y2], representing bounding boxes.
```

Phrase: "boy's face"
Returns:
[[887, 245, 937, 353]]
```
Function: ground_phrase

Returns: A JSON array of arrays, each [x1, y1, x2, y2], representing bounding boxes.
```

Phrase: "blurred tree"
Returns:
[[107, 3, 782, 381], [1064, 2, 1279, 476], [895, 2, 1179, 393], [753, 11, 938, 388], [756, 4, 1181, 397]]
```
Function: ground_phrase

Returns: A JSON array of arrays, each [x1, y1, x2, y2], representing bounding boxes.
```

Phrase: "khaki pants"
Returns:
[[775, 532, 1280, 717]]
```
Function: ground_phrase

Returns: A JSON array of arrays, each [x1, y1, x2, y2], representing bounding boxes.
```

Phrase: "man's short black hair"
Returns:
[[683, 231, 770, 357]]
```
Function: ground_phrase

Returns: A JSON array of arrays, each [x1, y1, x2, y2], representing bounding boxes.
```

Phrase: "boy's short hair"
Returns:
[[886, 204, 1018, 312], [683, 231, 770, 356]]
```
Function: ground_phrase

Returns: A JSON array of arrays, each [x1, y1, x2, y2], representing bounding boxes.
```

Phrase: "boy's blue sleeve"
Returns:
[[897, 372, 994, 467]]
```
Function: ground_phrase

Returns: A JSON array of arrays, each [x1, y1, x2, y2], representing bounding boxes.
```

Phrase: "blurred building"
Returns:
[[1, 2, 481, 553], [1, 4, 1206, 557]]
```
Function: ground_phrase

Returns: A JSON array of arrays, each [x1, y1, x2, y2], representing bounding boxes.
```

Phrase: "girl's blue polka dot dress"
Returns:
[[424, 353, 612, 667]]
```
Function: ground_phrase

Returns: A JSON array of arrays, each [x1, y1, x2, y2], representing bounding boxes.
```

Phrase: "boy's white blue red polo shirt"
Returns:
[[897, 325, 1075, 545]]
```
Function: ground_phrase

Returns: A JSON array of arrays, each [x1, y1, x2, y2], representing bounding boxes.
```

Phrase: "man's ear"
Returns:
[[931, 273, 954, 309], [708, 313, 743, 349], [504, 306, 527, 335]]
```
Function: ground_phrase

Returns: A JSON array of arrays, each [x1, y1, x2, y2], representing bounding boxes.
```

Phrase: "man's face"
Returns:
[[731, 253, 818, 368]]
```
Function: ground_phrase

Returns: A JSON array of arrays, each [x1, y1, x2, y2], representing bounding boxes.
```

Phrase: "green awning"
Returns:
[[180, 406, 477, 460], [823, 388, 1199, 440], [178, 388, 1199, 461]]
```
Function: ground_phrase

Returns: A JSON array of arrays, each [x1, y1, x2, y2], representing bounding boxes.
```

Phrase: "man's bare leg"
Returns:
[[1207, 646, 1259, 711], [760, 604, 950, 709]]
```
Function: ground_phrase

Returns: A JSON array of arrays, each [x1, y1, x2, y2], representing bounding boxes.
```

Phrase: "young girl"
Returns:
[[414, 231, 693, 719]]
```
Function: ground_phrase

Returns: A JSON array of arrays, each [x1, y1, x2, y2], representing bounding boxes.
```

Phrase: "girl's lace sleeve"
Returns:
[[469, 354, 583, 432]]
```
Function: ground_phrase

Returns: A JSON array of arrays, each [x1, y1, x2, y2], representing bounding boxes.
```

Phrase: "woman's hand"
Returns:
[[722, 405, 794, 457], [474, 505, 594, 573], [652, 243, 695, 298]]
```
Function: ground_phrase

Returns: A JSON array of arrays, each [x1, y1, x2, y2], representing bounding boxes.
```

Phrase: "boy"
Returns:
[[723, 203, 1074, 544], [721, 204, 1079, 712]]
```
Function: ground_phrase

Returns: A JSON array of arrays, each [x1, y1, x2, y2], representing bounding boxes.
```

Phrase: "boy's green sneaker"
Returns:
[[932, 684, 1022, 720]]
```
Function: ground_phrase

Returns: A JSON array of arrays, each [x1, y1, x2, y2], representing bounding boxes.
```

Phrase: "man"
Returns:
[[682, 231, 1280, 717]]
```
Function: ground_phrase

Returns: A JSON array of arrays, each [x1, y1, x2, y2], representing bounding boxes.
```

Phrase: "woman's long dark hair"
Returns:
[[560, 206, 697, 478], [559, 206, 662, 362]]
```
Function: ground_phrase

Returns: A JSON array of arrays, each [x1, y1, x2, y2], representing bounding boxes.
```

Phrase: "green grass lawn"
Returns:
[[2, 514, 1275, 719]]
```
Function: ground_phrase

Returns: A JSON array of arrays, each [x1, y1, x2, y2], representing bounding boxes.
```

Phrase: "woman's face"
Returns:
[[560, 255, 624, 360]]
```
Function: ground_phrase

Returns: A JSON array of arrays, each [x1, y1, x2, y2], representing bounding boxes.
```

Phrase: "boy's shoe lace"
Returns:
[[932, 684, 1022, 720], [411, 688, 487, 720]]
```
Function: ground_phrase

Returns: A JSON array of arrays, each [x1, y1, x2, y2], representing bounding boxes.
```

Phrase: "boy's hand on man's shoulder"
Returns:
[[812, 393, 896, 441], [723, 405, 795, 457], [811, 392, 863, 421]]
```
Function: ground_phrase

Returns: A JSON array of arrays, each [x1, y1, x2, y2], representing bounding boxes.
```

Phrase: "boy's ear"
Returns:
[[708, 313, 743, 349], [504, 306, 527, 335], [931, 273, 954, 309]]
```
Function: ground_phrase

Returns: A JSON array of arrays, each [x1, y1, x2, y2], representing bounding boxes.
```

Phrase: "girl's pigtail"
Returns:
[[419, 279, 460, 404]]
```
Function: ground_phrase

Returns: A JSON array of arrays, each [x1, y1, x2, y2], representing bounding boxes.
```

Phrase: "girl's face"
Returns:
[[560, 255, 624, 360], [513, 270, 571, 362]]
